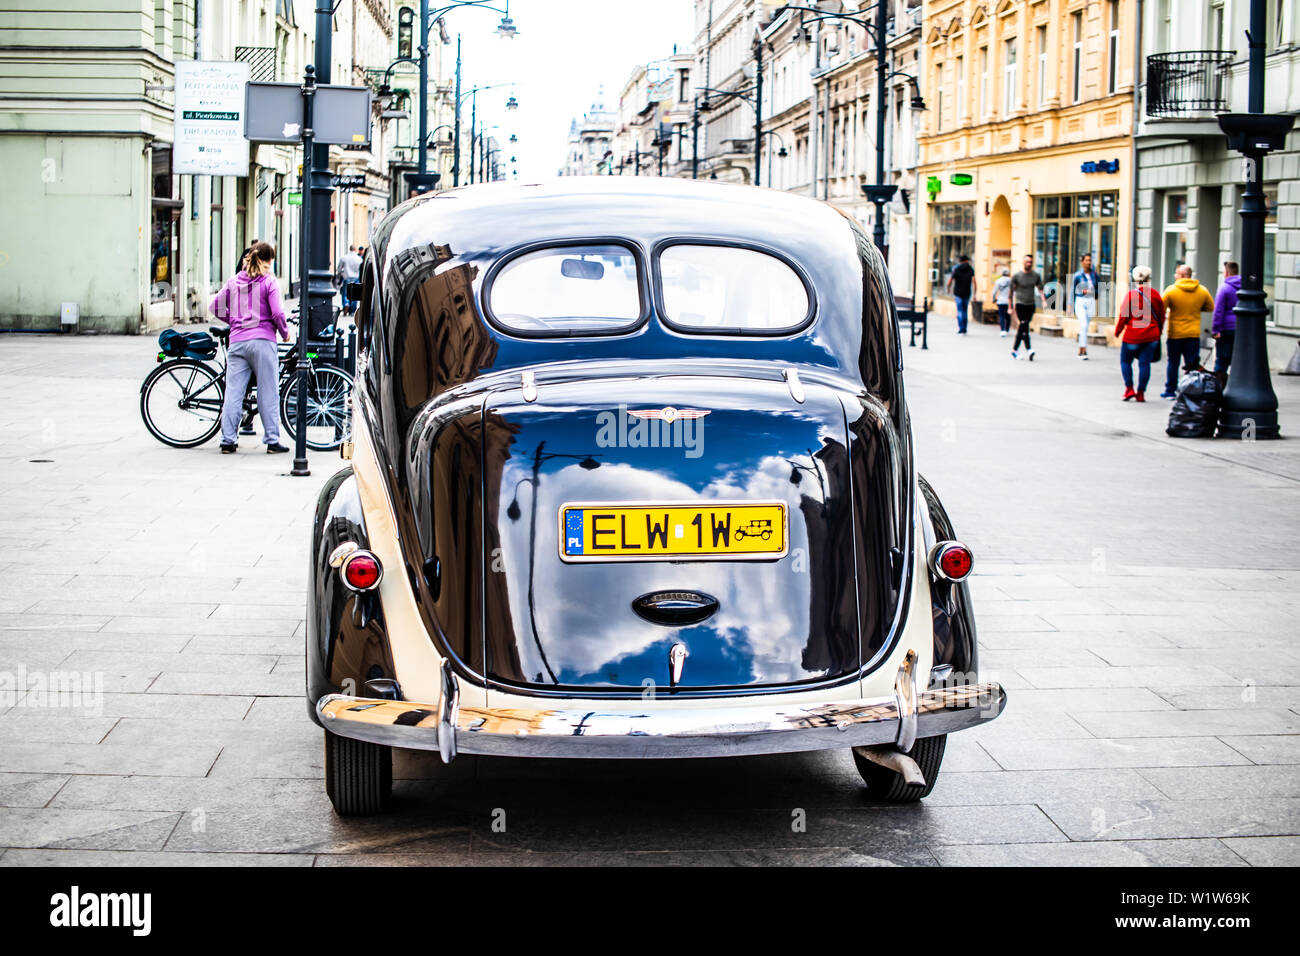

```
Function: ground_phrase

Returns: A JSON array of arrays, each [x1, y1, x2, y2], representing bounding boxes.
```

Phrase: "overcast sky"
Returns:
[[448, 0, 695, 180]]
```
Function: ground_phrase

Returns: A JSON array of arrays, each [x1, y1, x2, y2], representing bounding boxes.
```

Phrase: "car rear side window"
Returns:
[[487, 244, 643, 335], [658, 244, 811, 333]]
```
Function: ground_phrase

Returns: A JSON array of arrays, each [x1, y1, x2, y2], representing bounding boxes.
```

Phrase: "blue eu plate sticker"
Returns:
[[564, 509, 584, 555]]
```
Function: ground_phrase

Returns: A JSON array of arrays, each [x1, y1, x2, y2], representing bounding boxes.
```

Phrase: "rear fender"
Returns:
[[306, 466, 397, 725], [917, 475, 978, 683]]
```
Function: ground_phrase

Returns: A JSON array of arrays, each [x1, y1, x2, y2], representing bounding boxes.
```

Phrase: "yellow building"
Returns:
[[916, 0, 1135, 342]]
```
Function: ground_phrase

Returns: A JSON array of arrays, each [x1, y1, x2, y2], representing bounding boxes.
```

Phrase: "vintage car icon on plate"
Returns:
[[306, 177, 1005, 816]]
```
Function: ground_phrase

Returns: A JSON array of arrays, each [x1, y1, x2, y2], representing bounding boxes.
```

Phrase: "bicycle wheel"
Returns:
[[140, 359, 224, 448], [280, 364, 353, 451]]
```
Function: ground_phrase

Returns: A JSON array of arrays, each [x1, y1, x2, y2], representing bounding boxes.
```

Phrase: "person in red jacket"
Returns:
[[1112, 266, 1166, 402]]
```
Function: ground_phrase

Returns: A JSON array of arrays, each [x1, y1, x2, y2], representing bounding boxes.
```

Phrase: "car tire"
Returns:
[[851, 734, 946, 802], [324, 730, 392, 816]]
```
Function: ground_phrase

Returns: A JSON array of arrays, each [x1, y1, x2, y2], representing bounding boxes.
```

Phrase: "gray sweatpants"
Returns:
[[221, 338, 281, 446]]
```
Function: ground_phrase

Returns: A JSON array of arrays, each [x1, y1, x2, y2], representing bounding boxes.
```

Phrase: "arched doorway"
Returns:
[[989, 195, 1012, 279]]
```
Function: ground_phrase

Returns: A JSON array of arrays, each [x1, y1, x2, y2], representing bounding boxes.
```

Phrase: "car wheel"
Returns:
[[851, 734, 946, 803], [324, 730, 392, 816]]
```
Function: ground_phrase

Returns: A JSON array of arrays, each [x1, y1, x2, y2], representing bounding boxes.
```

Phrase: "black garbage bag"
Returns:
[[1166, 369, 1221, 438]]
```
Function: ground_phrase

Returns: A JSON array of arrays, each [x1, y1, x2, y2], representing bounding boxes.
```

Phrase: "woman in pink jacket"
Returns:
[[208, 242, 291, 454]]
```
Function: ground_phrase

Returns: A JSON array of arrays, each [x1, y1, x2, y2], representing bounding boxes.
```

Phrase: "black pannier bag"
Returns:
[[1166, 369, 1221, 438], [158, 329, 217, 361]]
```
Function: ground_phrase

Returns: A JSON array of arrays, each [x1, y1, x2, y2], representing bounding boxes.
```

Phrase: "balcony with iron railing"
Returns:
[[235, 46, 277, 82], [1145, 50, 1234, 118]]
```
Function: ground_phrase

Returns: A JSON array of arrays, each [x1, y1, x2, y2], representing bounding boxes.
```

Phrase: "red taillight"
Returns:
[[342, 551, 382, 590], [929, 541, 973, 582]]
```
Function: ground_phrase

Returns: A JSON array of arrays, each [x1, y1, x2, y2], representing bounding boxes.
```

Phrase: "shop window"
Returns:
[[1264, 185, 1278, 304], [1033, 191, 1120, 315], [930, 202, 976, 298]]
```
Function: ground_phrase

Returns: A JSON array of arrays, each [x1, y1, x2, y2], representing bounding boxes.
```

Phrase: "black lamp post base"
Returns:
[[291, 459, 312, 476], [1217, 409, 1279, 440]]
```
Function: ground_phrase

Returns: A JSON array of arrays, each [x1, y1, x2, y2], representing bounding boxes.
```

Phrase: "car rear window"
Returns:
[[487, 244, 642, 335], [658, 244, 811, 333]]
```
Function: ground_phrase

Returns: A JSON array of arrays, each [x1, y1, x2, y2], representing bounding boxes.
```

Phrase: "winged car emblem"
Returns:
[[626, 406, 711, 423]]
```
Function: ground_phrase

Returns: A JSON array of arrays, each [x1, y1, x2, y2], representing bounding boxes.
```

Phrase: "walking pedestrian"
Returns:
[[336, 245, 363, 315], [1112, 266, 1165, 402], [994, 267, 1012, 337], [1070, 252, 1099, 360], [1160, 264, 1215, 399], [946, 254, 976, 334], [1010, 254, 1045, 361], [208, 241, 291, 454], [1211, 260, 1240, 383]]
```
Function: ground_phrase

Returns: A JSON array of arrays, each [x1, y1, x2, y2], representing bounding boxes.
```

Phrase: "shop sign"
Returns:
[[174, 60, 251, 177], [1081, 158, 1120, 174]]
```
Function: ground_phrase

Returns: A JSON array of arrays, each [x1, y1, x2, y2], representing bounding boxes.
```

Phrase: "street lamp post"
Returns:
[[778, 4, 921, 252], [1216, 0, 1294, 439], [761, 128, 789, 189], [693, 85, 759, 183], [416, 2, 518, 188], [457, 84, 517, 185], [294, 1, 337, 477], [691, 97, 702, 179]]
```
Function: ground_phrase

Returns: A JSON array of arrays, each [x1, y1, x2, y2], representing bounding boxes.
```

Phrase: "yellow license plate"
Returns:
[[558, 501, 788, 563]]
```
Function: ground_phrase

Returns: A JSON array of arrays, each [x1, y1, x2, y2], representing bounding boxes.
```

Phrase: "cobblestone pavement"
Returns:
[[0, 321, 1296, 867]]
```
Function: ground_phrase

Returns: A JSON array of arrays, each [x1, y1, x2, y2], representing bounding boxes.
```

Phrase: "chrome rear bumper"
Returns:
[[316, 660, 1006, 761]]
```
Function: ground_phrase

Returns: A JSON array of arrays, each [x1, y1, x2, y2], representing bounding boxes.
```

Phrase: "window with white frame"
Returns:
[[956, 55, 965, 123], [1107, 1, 1120, 93], [1037, 25, 1047, 107], [979, 46, 988, 118], [1072, 12, 1083, 103], [936, 60, 944, 131], [1003, 38, 1017, 115]]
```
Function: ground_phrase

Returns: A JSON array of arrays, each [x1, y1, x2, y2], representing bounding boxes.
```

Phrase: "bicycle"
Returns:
[[139, 319, 353, 451]]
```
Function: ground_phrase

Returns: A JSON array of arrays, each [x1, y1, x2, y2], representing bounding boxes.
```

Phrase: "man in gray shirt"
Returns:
[[336, 245, 363, 315], [1010, 255, 1046, 360]]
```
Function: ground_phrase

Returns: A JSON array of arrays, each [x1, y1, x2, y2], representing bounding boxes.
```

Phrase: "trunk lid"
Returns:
[[479, 374, 863, 695]]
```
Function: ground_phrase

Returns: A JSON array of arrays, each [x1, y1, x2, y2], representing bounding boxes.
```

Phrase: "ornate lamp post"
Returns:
[[409, 3, 518, 191], [1216, 0, 1293, 439], [777, 3, 924, 253]]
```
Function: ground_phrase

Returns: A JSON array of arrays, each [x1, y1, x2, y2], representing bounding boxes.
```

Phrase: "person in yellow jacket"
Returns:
[[1160, 264, 1215, 399]]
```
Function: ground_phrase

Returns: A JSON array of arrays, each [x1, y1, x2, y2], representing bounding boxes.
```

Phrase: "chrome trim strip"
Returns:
[[316, 682, 1005, 760], [894, 649, 918, 751], [520, 369, 538, 403]]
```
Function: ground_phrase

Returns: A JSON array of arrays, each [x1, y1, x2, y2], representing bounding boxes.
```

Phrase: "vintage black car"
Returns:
[[307, 178, 1005, 815]]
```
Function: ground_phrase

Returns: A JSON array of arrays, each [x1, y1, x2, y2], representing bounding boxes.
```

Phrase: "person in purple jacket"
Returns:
[[1211, 260, 1241, 380], [208, 241, 291, 454]]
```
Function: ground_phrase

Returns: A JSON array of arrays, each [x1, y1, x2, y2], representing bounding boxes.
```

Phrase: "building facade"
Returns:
[[559, 90, 616, 176], [691, 0, 923, 291], [613, 52, 694, 177], [0, 0, 433, 333], [915, 0, 1136, 341], [1134, 0, 1300, 368]]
